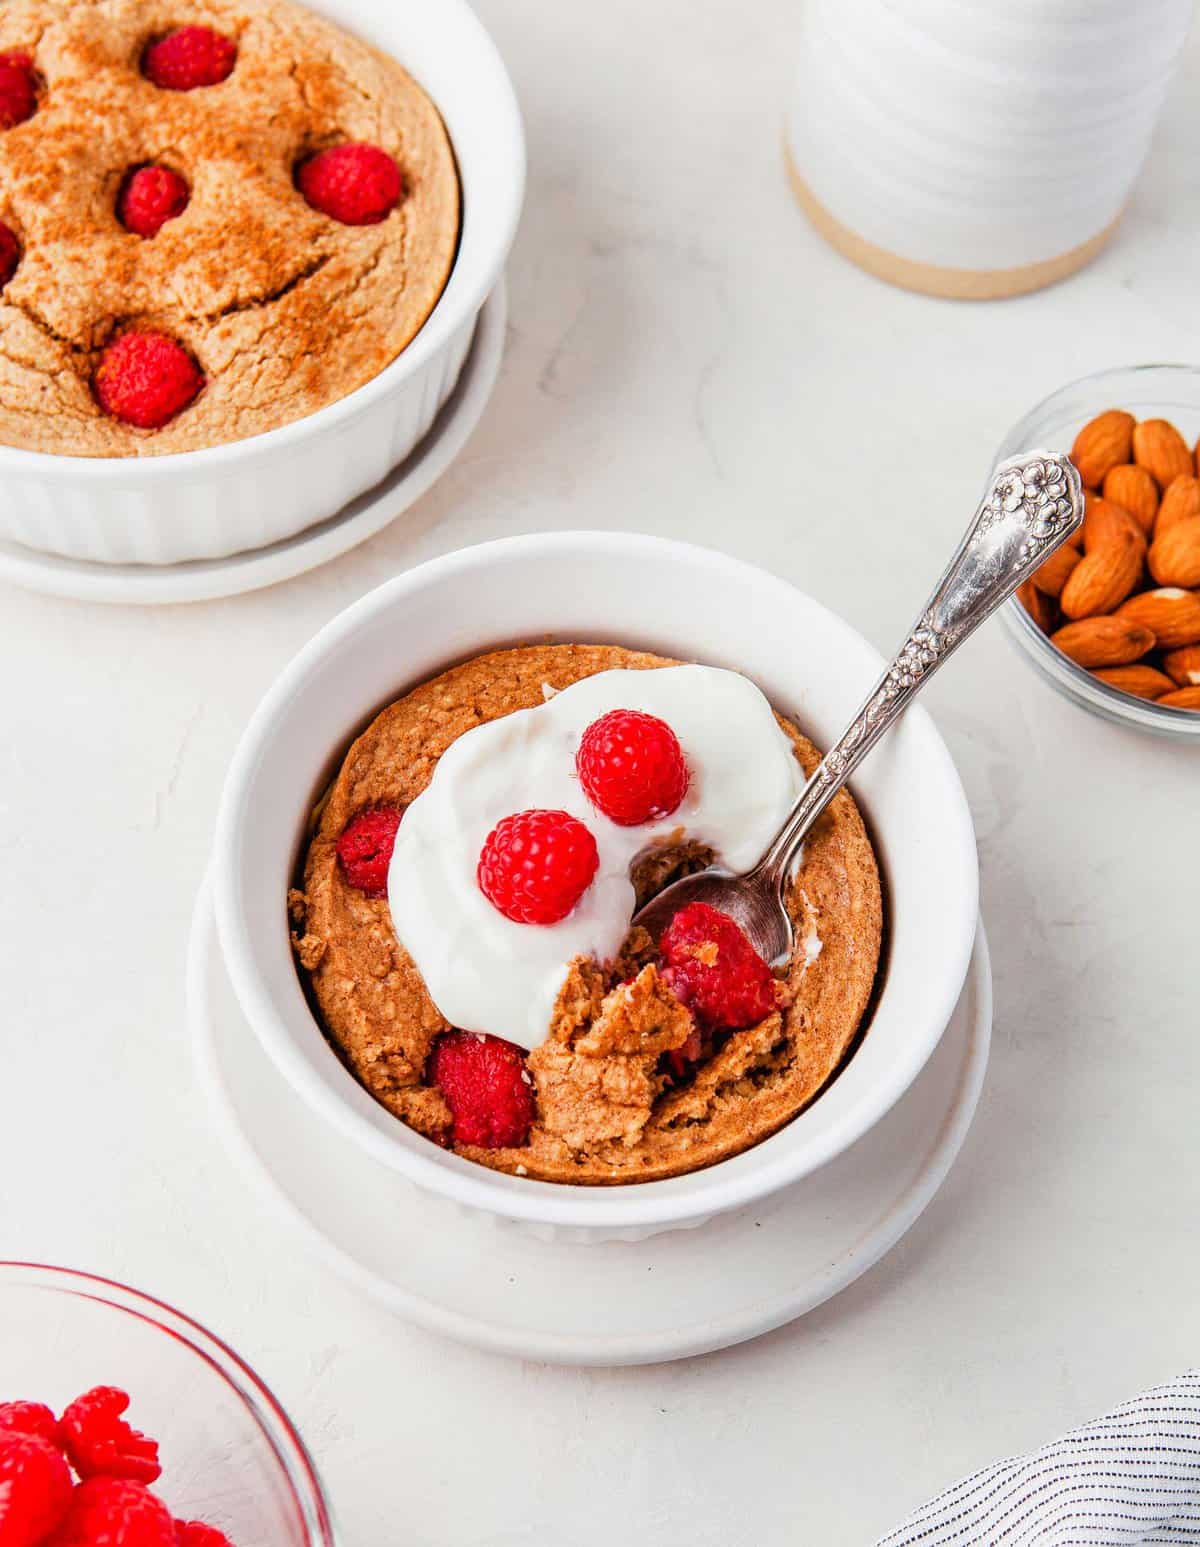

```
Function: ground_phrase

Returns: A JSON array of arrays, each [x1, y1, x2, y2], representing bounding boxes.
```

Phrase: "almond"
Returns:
[[1071, 409, 1134, 487], [1060, 526, 1143, 618], [1092, 665, 1176, 700], [1133, 418, 1193, 488], [1148, 517, 1200, 588], [1116, 587, 1200, 648], [1031, 541, 1081, 598], [1101, 463, 1159, 533], [1158, 686, 1200, 710], [1163, 644, 1200, 687], [1050, 617, 1156, 668], [1156, 474, 1200, 534], [1082, 493, 1146, 554], [1017, 579, 1055, 634]]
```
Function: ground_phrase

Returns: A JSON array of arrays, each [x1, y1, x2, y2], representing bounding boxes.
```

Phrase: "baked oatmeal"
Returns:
[[290, 644, 883, 1185], [0, 0, 459, 453]]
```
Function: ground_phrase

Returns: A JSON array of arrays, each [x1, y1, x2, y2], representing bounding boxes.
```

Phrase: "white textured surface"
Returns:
[[390, 664, 801, 1046], [2, 1, 1200, 1543]]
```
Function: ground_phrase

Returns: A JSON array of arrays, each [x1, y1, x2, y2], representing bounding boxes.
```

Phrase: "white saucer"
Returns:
[[0, 282, 506, 607], [189, 875, 991, 1366]]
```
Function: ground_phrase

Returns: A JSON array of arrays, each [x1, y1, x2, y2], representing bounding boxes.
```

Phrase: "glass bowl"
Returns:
[[995, 363, 1200, 742], [0, 1263, 338, 1546]]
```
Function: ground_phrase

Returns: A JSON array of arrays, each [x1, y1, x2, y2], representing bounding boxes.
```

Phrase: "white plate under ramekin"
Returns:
[[191, 876, 991, 1365], [0, 0, 524, 567], [211, 533, 980, 1244]]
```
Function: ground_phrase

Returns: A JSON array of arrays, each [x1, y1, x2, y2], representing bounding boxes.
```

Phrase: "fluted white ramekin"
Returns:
[[212, 534, 979, 1244], [0, 0, 524, 566]]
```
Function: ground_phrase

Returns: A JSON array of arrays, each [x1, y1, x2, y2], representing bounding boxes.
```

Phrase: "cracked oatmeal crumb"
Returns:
[[293, 932, 326, 971]]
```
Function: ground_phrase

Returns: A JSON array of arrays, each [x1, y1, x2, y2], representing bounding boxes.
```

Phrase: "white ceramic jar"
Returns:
[[786, 0, 1194, 298]]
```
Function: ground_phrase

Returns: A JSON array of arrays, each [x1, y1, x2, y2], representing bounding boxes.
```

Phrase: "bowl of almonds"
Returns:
[[997, 364, 1200, 740]]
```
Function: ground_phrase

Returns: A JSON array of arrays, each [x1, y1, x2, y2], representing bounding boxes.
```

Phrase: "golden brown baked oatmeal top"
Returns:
[[0, 0, 459, 454]]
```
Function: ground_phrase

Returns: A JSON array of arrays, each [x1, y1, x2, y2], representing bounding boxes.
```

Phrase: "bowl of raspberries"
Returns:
[[0, 1263, 336, 1547]]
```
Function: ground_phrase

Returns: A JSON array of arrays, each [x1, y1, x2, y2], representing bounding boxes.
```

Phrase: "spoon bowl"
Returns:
[[635, 861, 794, 965]]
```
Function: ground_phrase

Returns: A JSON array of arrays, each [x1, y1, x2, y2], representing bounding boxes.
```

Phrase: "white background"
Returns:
[[3, 3, 1200, 1543]]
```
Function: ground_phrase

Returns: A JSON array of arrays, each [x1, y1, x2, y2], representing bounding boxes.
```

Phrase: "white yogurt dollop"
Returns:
[[387, 665, 802, 1048]]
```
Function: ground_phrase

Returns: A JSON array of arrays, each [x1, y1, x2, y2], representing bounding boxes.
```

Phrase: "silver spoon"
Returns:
[[633, 449, 1084, 964]]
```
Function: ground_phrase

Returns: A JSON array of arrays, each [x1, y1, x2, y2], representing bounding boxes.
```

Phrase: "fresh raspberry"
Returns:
[[295, 143, 403, 226], [659, 902, 777, 1031], [46, 1478, 175, 1547], [477, 809, 599, 925], [577, 709, 689, 827], [142, 27, 236, 91], [0, 222, 18, 290], [174, 1523, 235, 1547], [59, 1388, 161, 1485], [428, 1031, 535, 1149], [0, 1430, 72, 1547], [93, 332, 203, 430], [118, 165, 189, 237], [0, 53, 37, 130], [0, 1402, 59, 1446], [335, 806, 402, 898]]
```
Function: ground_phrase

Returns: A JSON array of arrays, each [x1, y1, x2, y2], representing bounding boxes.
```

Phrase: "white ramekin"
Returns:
[[212, 534, 979, 1244], [0, 0, 524, 566]]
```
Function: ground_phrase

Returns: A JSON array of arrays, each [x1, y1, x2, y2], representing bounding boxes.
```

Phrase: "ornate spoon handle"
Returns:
[[754, 449, 1084, 885]]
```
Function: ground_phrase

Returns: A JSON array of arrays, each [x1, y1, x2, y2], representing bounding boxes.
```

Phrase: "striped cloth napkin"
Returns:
[[877, 1372, 1200, 1545]]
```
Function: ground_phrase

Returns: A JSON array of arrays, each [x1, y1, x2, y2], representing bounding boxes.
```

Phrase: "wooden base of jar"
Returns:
[[784, 143, 1121, 301]]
